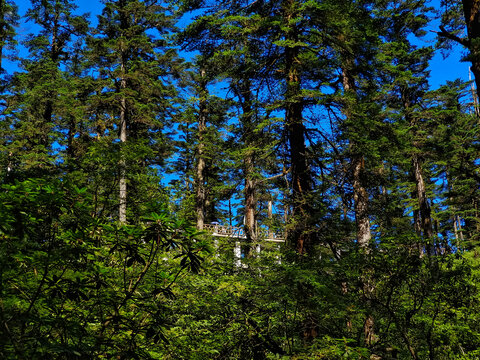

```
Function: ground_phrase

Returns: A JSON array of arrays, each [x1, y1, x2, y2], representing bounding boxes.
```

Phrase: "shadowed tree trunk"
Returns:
[[404, 93, 434, 254], [462, 0, 480, 98], [340, 43, 376, 347], [283, 0, 313, 254], [438, 0, 480, 101], [341, 65, 371, 248], [238, 80, 257, 255], [412, 155, 433, 237]]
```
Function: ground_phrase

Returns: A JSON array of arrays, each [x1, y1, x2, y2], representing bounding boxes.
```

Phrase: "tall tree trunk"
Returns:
[[118, 60, 127, 224], [412, 154, 433, 253], [340, 51, 375, 347], [268, 199, 274, 239], [283, 0, 312, 254], [352, 155, 372, 247], [438, 1, 480, 101], [244, 153, 257, 247], [238, 80, 257, 254], [412, 156, 433, 239], [38, 7, 60, 150], [195, 70, 207, 230], [404, 95, 433, 253], [462, 0, 480, 98], [469, 67, 480, 116], [341, 66, 371, 248], [118, 0, 129, 224], [456, 215, 465, 242]]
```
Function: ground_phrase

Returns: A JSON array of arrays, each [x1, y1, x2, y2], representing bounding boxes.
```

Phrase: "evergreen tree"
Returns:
[[4, 0, 88, 179], [378, 0, 437, 252], [179, 1, 288, 248], [0, 0, 17, 73], [88, 0, 183, 222], [426, 80, 480, 249], [169, 55, 231, 227], [437, 0, 480, 100], [1, 1, 480, 359], [0, 0, 17, 177]]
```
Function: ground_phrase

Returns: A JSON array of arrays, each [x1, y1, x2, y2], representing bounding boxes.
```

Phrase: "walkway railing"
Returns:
[[203, 224, 285, 243]]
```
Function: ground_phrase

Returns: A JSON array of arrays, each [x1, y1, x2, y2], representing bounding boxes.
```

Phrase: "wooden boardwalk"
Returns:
[[203, 224, 285, 243]]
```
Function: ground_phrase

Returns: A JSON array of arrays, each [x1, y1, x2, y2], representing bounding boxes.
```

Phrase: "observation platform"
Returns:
[[203, 223, 285, 243]]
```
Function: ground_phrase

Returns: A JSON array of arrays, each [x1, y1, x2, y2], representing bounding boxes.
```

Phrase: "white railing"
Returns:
[[203, 224, 285, 242]]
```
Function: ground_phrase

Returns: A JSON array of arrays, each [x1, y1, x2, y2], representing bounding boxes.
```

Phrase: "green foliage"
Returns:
[[2, 0, 480, 359], [0, 178, 207, 359]]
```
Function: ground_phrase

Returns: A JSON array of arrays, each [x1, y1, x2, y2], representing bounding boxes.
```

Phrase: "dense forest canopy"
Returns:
[[2, 0, 480, 359]]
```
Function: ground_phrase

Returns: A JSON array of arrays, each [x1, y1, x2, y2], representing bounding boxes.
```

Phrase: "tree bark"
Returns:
[[283, 0, 312, 254], [118, 61, 127, 224], [244, 153, 257, 247], [352, 155, 372, 247], [412, 154, 434, 254], [341, 66, 371, 248], [235, 78, 257, 250], [438, 1, 480, 100], [404, 92, 433, 253], [412, 155, 433, 238], [39, 4, 60, 150], [117, 0, 128, 224], [462, 0, 480, 98], [195, 69, 207, 230], [268, 200, 274, 239], [339, 42, 375, 347]]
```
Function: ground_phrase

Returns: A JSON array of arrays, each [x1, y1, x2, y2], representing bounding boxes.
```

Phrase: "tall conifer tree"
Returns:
[[378, 0, 436, 252], [437, 0, 480, 100], [0, 0, 17, 73], [5, 0, 87, 179], [89, 0, 182, 222]]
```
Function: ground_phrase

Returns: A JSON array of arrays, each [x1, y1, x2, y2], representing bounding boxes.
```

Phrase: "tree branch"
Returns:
[[259, 166, 291, 183], [435, 26, 471, 48]]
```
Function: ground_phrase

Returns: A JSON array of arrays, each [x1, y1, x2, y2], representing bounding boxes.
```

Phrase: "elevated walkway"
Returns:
[[203, 223, 285, 243]]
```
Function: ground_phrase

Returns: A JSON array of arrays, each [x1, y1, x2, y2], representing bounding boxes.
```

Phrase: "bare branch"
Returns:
[[435, 26, 471, 48], [260, 166, 291, 183]]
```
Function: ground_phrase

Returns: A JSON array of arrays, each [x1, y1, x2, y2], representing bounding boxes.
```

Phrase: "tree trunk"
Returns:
[[439, 1, 480, 101], [352, 155, 372, 247], [268, 200, 274, 239], [457, 215, 465, 242], [469, 67, 480, 116], [244, 153, 257, 247], [340, 46, 375, 347], [341, 66, 371, 248], [195, 69, 207, 230], [462, 0, 480, 99], [118, 0, 129, 224], [119, 61, 127, 224], [412, 155, 433, 239], [404, 90, 433, 253], [412, 154, 433, 254], [237, 79, 257, 251], [283, 0, 312, 254]]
